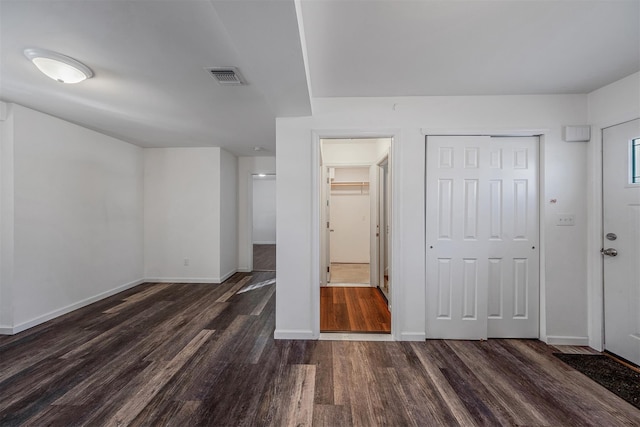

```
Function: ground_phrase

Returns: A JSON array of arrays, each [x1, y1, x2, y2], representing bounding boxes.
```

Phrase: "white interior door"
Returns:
[[320, 166, 330, 286], [369, 164, 380, 287], [380, 159, 390, 302], [603, 119, 640, 365], [372, 160, 391, 301], [426, 136, 539, 339]]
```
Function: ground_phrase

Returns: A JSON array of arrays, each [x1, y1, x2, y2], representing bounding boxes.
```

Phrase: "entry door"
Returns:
[[426, 136, 539, 339], [603, 119, 640, 365]]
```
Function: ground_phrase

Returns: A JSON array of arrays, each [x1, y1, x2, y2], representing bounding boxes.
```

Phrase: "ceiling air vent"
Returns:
[[207, 67, 246, 86]]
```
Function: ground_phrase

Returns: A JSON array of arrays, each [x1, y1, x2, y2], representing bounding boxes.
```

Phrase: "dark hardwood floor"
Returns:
[[1, 273, 639, 426], [320, 286, 391, 333], [253, 244, 276, 271]]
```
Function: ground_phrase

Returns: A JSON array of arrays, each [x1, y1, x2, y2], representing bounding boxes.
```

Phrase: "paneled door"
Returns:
[[603, 119, 640, 365], [426, 136, 539, 339]]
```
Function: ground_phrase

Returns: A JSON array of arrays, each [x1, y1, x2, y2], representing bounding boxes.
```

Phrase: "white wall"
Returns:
[[219, 148, 238, 280], [322, 138, 390, 164], [586, 72, 640, 350], [0, 102, 15, 331], [237, 156, 276, 272], [145, 147, 237, 283], [276, 94, 589, 341], [0, 104, 144, 333], [329, 167, 370, 263], [252, 177, 276, 244]]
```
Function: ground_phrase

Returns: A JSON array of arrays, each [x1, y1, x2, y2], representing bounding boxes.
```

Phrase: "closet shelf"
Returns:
[[330, 181, 370, 187]]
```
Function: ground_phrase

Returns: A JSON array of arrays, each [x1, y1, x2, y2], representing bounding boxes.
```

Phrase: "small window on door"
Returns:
[[633, 138, 640, 184]]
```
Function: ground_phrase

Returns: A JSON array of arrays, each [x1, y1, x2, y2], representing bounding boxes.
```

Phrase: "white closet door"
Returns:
[[486, 137, 539, 338], [426, 136, 539, 339]]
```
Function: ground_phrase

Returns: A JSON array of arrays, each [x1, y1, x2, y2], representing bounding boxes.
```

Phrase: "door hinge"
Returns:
[[327, 266, 330, 273], [327, 221, 330, 228]]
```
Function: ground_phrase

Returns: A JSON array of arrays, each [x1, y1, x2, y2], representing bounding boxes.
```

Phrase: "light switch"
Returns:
[[556, 214, 575, 226]]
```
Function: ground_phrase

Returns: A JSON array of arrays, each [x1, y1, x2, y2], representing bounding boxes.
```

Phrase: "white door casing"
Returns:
[[426, 136, 539, 339], [603, 119, 640, 365]]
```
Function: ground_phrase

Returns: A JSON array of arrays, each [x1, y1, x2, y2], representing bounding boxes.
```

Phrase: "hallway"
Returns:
[[320, 286, 390, 333]]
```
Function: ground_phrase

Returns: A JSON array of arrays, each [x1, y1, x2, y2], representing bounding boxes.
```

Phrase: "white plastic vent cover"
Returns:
[[207, 67, 246, 85]]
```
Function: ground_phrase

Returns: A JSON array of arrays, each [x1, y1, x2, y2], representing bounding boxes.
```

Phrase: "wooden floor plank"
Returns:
[[253, 244, 276, 272], [251, 284, 276, 316], [216, 275, 252, 302], [320, 286, 390, 333], [103, 283, 171, 314], [2, 271, 640, 426], [104, 329, 214, 426]]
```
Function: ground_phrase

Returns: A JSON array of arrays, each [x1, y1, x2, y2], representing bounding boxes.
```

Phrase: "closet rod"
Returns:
[[330, 181, 369, 186]]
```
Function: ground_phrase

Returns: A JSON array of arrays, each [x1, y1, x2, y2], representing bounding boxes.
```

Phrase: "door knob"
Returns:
[[601, 248, 618, 257]]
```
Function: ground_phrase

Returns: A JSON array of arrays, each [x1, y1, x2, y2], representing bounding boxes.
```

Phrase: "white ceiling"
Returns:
[[1, 1, 638, 154], [302, 0, 639, 97], [0, 0, 311, 156]]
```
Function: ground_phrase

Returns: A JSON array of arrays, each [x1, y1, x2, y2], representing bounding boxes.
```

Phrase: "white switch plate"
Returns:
[[556, 214, 575, 226]]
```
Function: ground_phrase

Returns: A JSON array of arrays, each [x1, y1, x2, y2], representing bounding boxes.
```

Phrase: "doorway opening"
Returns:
[[251, 174, 276, 272], [319, 138, 392, 334]]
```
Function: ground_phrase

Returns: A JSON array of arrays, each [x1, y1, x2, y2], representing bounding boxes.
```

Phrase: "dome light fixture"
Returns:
[[24, 48, 93, 84]]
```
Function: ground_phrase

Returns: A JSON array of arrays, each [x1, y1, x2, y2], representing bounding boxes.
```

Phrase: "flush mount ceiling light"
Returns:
[[24, 48, 93, 84]]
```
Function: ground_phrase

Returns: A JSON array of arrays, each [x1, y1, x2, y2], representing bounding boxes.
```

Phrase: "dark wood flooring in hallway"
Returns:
[[320, 286, 390, 333], [1, 272, 639, 426], [252, 244, 276, 271]]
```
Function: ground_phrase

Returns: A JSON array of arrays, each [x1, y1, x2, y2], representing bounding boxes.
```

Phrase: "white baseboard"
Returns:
[[219, 269, 237, 283], [327, 283, 371, 287], [145, 277, 219, 284], [400, 332, 427, 341], [545, 336, 590, 346], [8, 278, 144, 335], [237, 267, 252, 273], [145, 270, 238, 284], [253, 241, 276, 245], [274, 329, 315, 340], [0, 326, 13, 335]]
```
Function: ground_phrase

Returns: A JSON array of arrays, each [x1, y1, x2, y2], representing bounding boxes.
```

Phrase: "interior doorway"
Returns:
[[252, 174, 276, 272], [319, 138, 392, 333]]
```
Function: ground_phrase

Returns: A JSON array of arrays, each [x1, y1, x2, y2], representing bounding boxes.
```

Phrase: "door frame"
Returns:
[[311, 130, 400, 340], [423, 128, 548, 341]]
